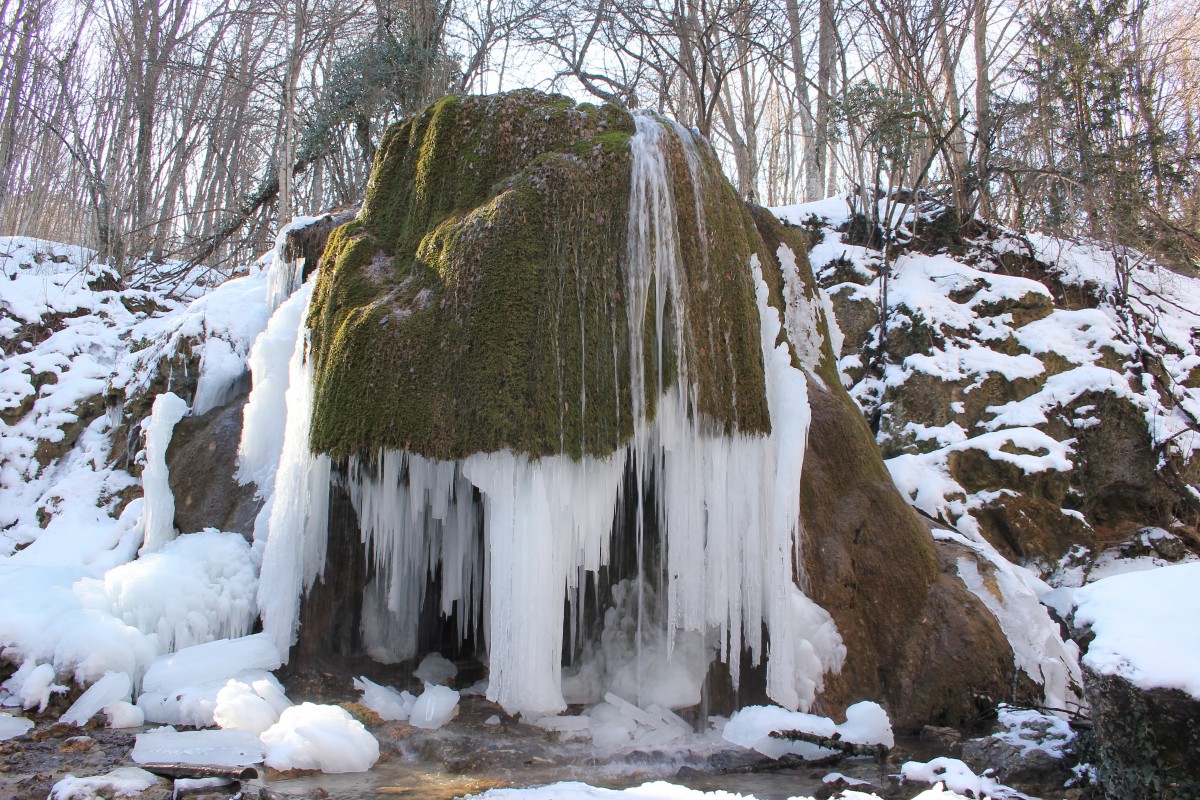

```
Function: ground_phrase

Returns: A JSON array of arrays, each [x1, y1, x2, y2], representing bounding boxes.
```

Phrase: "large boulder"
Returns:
[[1084, 667, 1200, 799], [289, 90, 1025, 726]]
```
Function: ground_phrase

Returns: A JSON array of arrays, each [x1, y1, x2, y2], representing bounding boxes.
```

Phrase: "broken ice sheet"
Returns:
[[131, 726, 264, 767]]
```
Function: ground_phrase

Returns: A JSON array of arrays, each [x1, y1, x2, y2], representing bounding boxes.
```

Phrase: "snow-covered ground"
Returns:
[[2, 202, 1198, 799]]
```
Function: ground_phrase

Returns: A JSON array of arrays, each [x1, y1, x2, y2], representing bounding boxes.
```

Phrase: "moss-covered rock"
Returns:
[[306, 90, 769, 461]]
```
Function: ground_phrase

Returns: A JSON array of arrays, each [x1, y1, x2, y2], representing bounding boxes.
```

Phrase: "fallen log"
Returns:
[[139, 763, 259, 781]]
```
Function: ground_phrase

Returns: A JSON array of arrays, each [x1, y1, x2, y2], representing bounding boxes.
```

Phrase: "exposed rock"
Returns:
[[800, 378, 1021, 731], [165, 391, 261, 536], [960, 734, 1072, 795], [1084, 666, 1200, 799], [919, 725, 962, 755]]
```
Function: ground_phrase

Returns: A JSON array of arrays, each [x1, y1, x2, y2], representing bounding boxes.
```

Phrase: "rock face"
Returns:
[[803, 201, 1200, 573], [165, 394, 261, 536], [286, 90, 1023, 727], [1084, 667, 1200, 799]]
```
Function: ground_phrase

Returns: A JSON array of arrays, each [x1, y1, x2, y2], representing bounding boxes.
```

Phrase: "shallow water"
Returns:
[[261, 696, 921, 800]]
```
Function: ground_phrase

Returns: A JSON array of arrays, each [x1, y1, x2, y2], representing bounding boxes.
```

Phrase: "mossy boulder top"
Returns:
[[307, 90, 782, 462]]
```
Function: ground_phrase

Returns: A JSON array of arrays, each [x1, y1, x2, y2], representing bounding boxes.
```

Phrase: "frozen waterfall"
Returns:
[[251, 114, 844, 718]]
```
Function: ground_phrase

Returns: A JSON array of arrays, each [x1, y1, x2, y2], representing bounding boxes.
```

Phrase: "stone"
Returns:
[[1084, 666, 1200, 799], [165, 392, 262, 536], [961, 735, 1071, 794]]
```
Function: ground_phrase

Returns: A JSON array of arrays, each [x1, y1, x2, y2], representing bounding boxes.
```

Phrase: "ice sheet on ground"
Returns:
[[140, 633, 280, 695], [131, 726, 263, 766], [50, 766, 161, 799], [353, 676, 414, 721], [260, 702, 379, 773], [60, 670, 132, 726], [722, 702, 893, 760], [0, 711, 34, 740], [1070, 561, 1200, 697], [409, 683, 459, 729]]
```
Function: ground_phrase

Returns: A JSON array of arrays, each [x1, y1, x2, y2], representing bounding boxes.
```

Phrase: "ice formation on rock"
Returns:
[[253, 115, 844, 718]]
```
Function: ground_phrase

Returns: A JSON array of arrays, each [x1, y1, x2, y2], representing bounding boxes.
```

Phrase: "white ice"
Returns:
[[131, 726, 264, 767], [353, 676, 415, 721], [260, 702, 379, 773], [60, 670, 132, 726], [50, 766, 161, 800], [409, 682, 460, 729], [0, 711, 34, 740]]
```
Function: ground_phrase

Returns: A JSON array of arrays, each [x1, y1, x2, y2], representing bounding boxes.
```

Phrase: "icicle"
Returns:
[[139, 392, 189, 554], [255, 282, 331, 659]]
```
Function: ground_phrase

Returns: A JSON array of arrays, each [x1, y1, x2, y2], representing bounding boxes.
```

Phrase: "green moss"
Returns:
[[307, 91, 776, 461]]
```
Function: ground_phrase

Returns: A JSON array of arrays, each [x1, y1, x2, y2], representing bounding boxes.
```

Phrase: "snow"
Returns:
[[993, 705, 1074, 759], [408, 683, 460, 729], [1070, 561, 1200, 698], [722, 702, 893, 760], [353, 676, 415, 721], [131, 726, 264, 767], [902, 757, 1027, 799], [259, 702, 379, 773], [60, 670, 132, 726], [50, 766, 161, 799], [0, 711, 34, 740]]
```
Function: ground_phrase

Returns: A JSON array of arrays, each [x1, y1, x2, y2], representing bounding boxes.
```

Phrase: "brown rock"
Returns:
[[801, 378, 1021, 732], [165, 392, 262, 536]]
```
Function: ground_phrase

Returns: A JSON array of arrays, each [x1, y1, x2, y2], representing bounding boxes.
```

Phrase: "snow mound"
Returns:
[[1070, 561, 1200, 698], [260, 702, 379, 773], [722, 702, 893, 760], [213, 675, 293, 735], [902, 757, 1027, 799]]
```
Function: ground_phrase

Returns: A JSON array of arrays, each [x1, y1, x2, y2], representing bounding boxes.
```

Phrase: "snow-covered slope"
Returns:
[[778, 195, 1200, 578]]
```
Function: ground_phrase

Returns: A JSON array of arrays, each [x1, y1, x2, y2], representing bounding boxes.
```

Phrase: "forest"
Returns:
[[1, 0, 1197, 277]]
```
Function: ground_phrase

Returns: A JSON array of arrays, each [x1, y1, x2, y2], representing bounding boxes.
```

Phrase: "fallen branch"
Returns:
[[768, 729, 890, 762]]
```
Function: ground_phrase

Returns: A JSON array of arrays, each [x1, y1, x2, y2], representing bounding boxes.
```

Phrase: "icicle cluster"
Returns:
[[250, 115, 844, 717]]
